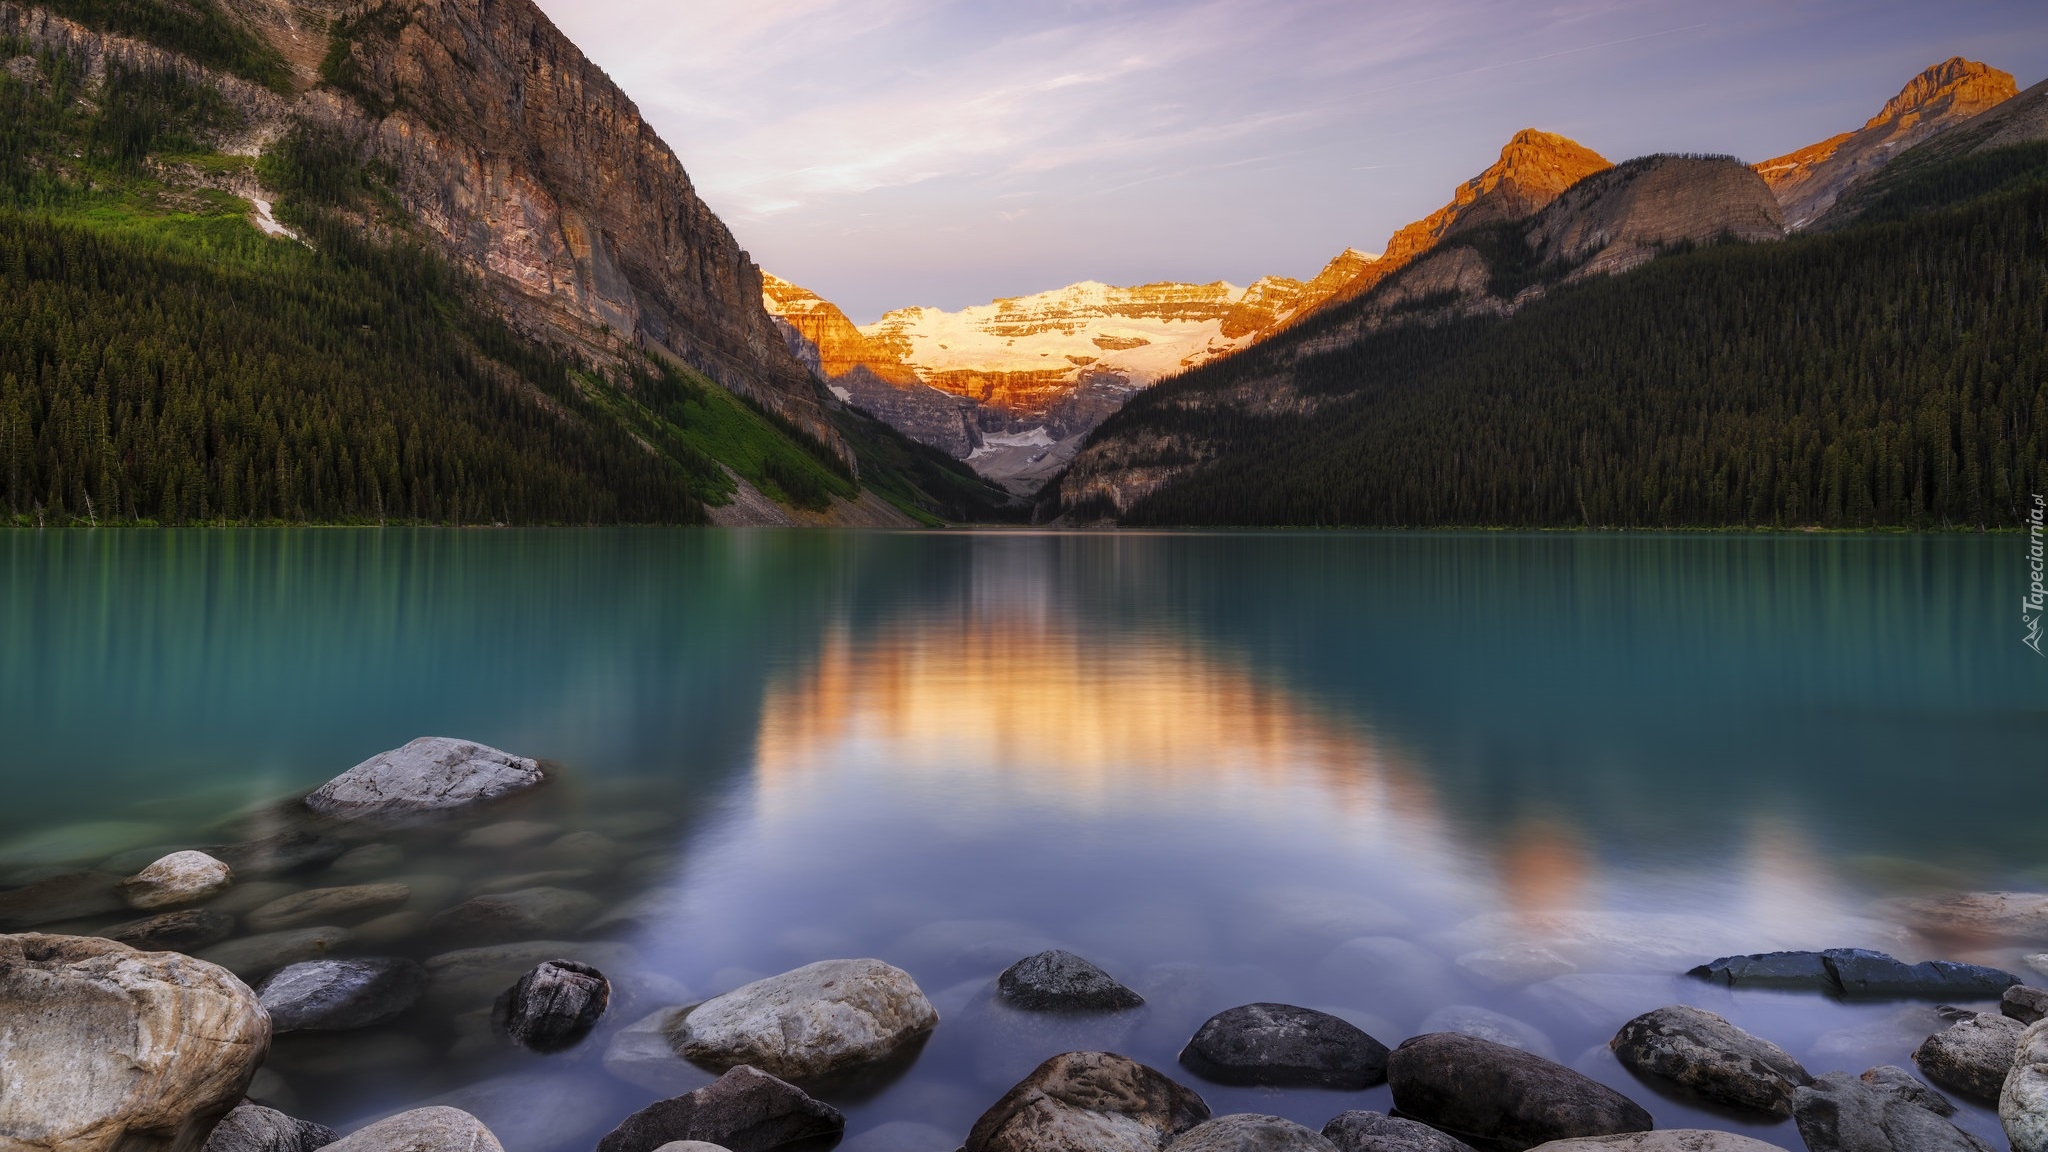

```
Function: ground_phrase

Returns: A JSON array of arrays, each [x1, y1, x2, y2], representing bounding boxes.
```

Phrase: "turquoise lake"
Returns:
[[3, 529, 2045, 1148]]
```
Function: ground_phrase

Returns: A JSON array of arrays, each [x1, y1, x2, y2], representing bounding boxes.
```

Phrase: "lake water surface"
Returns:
[[3, 530, 2045, 1149]]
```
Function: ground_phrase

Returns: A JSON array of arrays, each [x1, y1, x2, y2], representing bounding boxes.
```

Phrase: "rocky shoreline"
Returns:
[[6, 737, 2048, 1152]]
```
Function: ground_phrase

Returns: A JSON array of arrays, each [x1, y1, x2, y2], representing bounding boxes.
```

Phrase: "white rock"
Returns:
[[122, 851, 233, 910], [324, 1108, 503, 1152], [0, 934, 270, 1152], [2004, 1018, 2048, 1152], [671, 958, 939, 1079], [306, 739, 543, 821]]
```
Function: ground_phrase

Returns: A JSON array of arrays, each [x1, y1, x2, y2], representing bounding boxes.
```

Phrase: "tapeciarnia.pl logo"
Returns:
[[2028, 493, 2046, 656]]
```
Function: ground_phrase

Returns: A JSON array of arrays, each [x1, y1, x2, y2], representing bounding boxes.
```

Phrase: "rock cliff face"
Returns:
[[1529, 155, 1786, 275], [1755, 58, 2018, 229]]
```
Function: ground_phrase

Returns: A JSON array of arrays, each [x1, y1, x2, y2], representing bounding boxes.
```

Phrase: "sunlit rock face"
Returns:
[[1756, 57, 2018, 230]]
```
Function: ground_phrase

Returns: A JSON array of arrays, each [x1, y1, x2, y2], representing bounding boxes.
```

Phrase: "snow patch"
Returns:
[[828, 385, 853, 402], [249, 196, 300, 243], [967, 426, 1056, 461]]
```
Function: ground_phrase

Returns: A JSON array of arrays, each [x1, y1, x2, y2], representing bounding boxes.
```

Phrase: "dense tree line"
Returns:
[[1092, 145, 2048, 529]]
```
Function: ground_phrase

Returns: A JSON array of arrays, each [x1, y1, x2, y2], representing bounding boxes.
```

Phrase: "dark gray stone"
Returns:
[[1689, 948, 2019, 1000], [1387, 1032, 1653, 1152], [102, 908, 236, 952], [0, 871, 126, 930], [1321, 1111, 1476, 1152], [2007, 985, 2048, 1025], [594, 1065, 844, 1152], [206, 833, 348, 878], [201, 1102, 336, 1152], [494, 959, 610, 1052], [1791, 1070, 1995, 1152], [1610, 1004, 1812, 1117], [997, 949, 1143, 1012], [1168, 1115, 1336, 1152], [1858, 1065, 1956, 1117], [257, 958, 426, 1032], [1179, 1003, 1388, 1089], [1688, 950, 1834, 990], [1912, 1011, 2025, 1102]]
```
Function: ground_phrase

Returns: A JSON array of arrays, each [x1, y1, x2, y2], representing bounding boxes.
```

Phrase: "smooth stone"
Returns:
[[1827, 948, 2019, 999], [200, 1101, 337, 1152], [1792, 1070, 1995, 1152], [1179, 1115, 1335, 1147], [0, 934, 269, 1152], [306, 738, 544, 822], [839, 1123, 951, 1152], [2007, 985, 2048, 1025], [423, 941, 639, 1009], [427, 1072, 622, 1152], [458, 822, 563, 851], [605, 1006, 718, 1096], [541, 832, 621, 868], [1527, 1135, 1787, 1151], [1419, 1005, 1556, 1061], [258, 957, 427, 1032], [329, 844, 405, 875], [495, 959, 610, 1052], [965, 1051, 1211, 1152], [584, 888, 682, 937], [207, 833, 349, 878], [999, 949, 1144, 1012], [2005, 1018, 2048, 1152], [1388, 1032, 1654, 1151], [1884, 892, 2048, 943], [1689, 950, 1834, 991], [1168, 1115, 1337, 1152], [247, 885, 412, 933], [1860, 1065, 1956, 1116], [428, 888, 600, 945], [100, 845, 198, 877], [123, 852, 234, 910], [196, 927, 355, 981], [0, 871, 126, 929], [1180, 1002, 1389, 1089], [101, 908, 237, 952], [322, 1108, 504, 1152], [1912, 1011, 2025, 1102], [1610, 1005, 1811, 1117], [467, 871, 596, 898], [205, 881, 302, 917], [671, 958, 938, 1079], [355, 911, 432, 946], [1456, 946, 1579, 989], [1321, 1112, 1476, 1152], [594, 1065, 845, 1152]]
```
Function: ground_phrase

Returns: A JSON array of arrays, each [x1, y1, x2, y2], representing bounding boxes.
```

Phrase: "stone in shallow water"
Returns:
[[671, 958, 939, 1080], [1791, 1070, 1994, 1152], [2007, 985, 2048, 1025], [1913, 1011, 2025, 1102], [123, 851, 234, 910], [305, 738, 545, 822], [595, 1066, 844, 1152], [101, 908, 236, 952], [1167, 1115, 1336, 1152], [0, 871, 126, 929], [494, 959, 610, 1052], [423, 940, 639, 1010], [1179, 1003, 1389, 1089], [458, 821, 563, 851], [321, 1108, 504, 1152], [1420, 1005, 1556, 1060], [1388, 1032, 1653, 1151], [246, 884, 412, 933], [1689, 948, 2019, 999], [1688, 950, 1834, 990], [329, 844, 405, 875], [206, 833, 348, 878], [1527, 1134, 1790, 1151], [200, 1101, 337, 1152], [1320, 1112, 1475, 1152], [1859, 1064, 1956, 1116], [196, 926, 355, 981], [965, 1051, 1210, 1152], [428, 888, 600, 946], [258, 957, 427, 1032], [998, 949, 1144, 1012], [1609, 1005, 1812, 1117], [2005, 1019, 2048, 1152], [1883, 891, 2048, 943]]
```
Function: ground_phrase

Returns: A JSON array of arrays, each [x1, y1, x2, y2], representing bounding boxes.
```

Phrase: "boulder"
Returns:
[[258, 957, 427, 1032], [1179, 1003, 1388, 1089], [1167, 1115, 1337, 1152], [2006, 1019, 2048, 1152], [0, 871, 127, 929], [1320, 1113, 1475, 1152], [1791, 1070, 1995, 1151], [965, 1051, 1210, 1152], [2007, 985, 2048, 1025], [594, 1066, 844, 1152], [998, 950, 1144, 1012], [1419, 1005, 1557, 1060], [200, 1102, 337, 1152], [1859, 1065, 1955, 1116], [102, 908, 237, 952], [1690, 948, 2017, 998], [0, 934, 270, 1152], [123, 852, 234, 910], [196, 927, 356, 981], [305, 738, 544, 822], [427, 888, 600, 946], [1609, 1005, 1811, 1116], [205, 833, 349, 878], [494, 959, 610, 1052], [1525, 1135, 1786, 1151], [1913, 1011, 2025, 1102], [246, 885, 413, 933], [321, 1108, 504, 1152], [670, 958, 938, 1079], [1387, 1032, 1653, 1151]]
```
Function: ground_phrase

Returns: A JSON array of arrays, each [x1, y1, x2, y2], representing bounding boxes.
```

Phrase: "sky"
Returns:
[[533, 0, 2048, 323]]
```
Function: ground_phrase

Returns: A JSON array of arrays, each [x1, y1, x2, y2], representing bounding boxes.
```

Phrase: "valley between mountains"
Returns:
[[0, 0, 2042, 528]]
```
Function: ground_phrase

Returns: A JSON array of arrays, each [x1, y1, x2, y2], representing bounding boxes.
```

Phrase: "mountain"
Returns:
[[1755, 57, 2018, 229], [0, 0, 1018, 525]]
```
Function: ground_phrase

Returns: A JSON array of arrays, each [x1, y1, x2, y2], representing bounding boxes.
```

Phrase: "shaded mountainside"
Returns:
[[0, 0, 1019, 525], [1049, 139, 2048, 529]]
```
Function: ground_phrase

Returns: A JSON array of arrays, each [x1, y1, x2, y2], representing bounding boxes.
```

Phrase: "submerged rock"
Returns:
[[594, 1066, 844, 1152], [671, 958, 938, 1079], [102, 908, 236, 952], [1179, 1002, 1389, 1089], [423, 940, 639, 1009], [1609, 1005, 1812, 1116], [123, 851, 234, 910], [1167, 1115, 1336, 1152], [1388, 1032, 1653, 1151], [206, 833, 348, 879], [1321, 1112, 1476, 1152], [305, 738, 544, 822], [246, 884, 412, 933], [196, 927, 355, 981], [428, 888, 600, 946], [2005, 1019, 2048, 1152], [0, 934, 270, 1152], [200, 1101, 337, 1152], [1913, 1011, 2025, 1102], [1792, 1070, 1995, 1151], [321, 1108, 504, 1152], [965, 1051, 1211, 1152], [998, 949, 1144, 1012], [0, 871, 127, 929], [258, 957, 427, 1032], [1690, 948, 2018, 998], [458, 822, 563, 850], [329, 844, 406, 875], [495, 959, 610, 1052]]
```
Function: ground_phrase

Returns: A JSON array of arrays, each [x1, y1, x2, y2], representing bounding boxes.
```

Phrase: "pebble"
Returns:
[[101, 908, 236, 952], [997, 949, 1145, 1012], [122, 851, 234, 910], [245, 884, 411, 933], [1179, 1003, 1389, 1089]]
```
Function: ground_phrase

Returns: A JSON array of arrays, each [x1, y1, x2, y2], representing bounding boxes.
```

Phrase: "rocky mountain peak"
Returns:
[[1871, 57, 2017, 129]]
